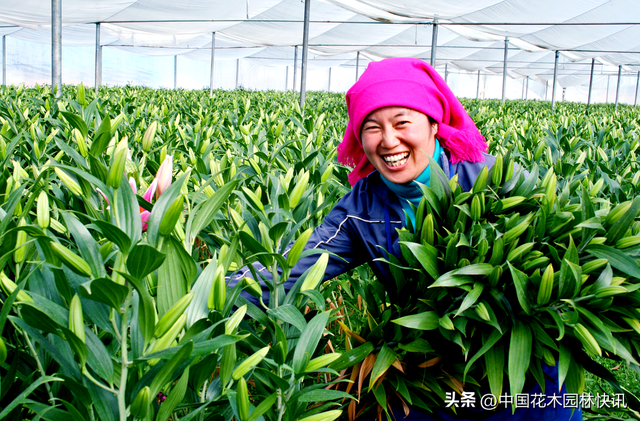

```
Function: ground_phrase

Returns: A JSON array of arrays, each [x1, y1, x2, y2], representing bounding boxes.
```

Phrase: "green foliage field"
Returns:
[[1, 83, 640, 420]]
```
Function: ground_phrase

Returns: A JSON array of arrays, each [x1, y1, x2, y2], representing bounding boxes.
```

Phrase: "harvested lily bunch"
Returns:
[[330, 152, 640, 419]]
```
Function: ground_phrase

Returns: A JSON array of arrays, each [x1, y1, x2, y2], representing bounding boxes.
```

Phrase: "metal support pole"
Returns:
[[501, 38, 509, 103], [293, 46, 298, 93], [544, 80, 548, 101], [299, 0, 311, 110], [615, 65, 622, 108], [355, 51, 360, 82], [587, 58, 595, 107], [235, 59, 240, 89], [209, 32, 216, 97], [52, 0, 62, 97], [635, 71, 640, 106], [285, 66, 289, 91], [551, 51, 559, 110], [525, 76, 529, 100], [606, 75, 610, 103], [444, 63, 448, 83], [174, 55, 177, 89], [483, 74, 487, 99], [476, 70, 481, 99], [2, 35, 6, 86], [95, 23, 102, 94], [522, 77, 525, 99], [328, 67, 331, 91], [430, 20, 438, 66]]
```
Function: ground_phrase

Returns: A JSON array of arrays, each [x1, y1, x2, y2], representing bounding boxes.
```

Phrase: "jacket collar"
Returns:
[[363, 152, 454, 225], [366, 171, 396, 205], [362, 171, 406, 226], [365, 151, 452, 203]]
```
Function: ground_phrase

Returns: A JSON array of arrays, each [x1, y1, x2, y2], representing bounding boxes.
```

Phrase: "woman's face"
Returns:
[[361, 106, 438, 184]]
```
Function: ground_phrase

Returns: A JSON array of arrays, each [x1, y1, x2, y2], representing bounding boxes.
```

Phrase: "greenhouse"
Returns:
[[3, 1, 640, 421], [2, 0, 640, 104]]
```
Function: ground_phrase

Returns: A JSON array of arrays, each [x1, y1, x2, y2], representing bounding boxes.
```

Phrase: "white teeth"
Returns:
[[382, 152, 409, 167]]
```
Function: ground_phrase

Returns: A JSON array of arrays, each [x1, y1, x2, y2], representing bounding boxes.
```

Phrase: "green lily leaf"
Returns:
[[79, 277, 129, 312], [508, 320, 532, 397], [392, 311, 440, 330], [292, 311, 330, 374], [126, 244, 166, 281], [587, 244, 640, 279]]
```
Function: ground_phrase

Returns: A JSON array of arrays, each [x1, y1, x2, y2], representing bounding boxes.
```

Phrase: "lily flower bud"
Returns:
[[73, 128, 88, 158], [158, 195, 184, 236], [107, 136, 129, 189], [37, 190, 50, 230], [142, 121, 158, 153], [54, 167, 83, 197], [156, 155, 173, 199]]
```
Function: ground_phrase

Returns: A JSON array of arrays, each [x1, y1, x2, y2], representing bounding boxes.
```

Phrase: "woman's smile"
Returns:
[[382, 152, 410, 167]]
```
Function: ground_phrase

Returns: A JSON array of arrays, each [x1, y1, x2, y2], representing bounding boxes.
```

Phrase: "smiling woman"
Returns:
[[361, 106, 438, 184], [230, 56, 493, 318], [228, 57, 578, 420]]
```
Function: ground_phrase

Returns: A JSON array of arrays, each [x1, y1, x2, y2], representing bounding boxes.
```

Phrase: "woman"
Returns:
[[232, 58, 492, 300], [230, 58, 580, 420]]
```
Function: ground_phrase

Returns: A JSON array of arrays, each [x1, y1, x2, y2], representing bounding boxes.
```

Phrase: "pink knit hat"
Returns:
[[337, 57, 487, 186]]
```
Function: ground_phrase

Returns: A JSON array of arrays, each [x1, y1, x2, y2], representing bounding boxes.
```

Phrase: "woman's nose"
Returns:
[[380, 128, 400, 149]]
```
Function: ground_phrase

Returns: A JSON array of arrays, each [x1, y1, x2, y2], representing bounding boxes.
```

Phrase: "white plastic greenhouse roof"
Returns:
[[1, 0, 640, 95]]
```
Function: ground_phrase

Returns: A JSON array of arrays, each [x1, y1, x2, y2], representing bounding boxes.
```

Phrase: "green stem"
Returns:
[[271, 260, 279, 309], [82, 366, 118, 394], [284, 379, 297, 401], [276, 390, 284, 421], [572, 294, 596, 304], [199, 380, 208, 421], [21, 329, 55, 404], [276, 366, 285, 421], [259, 298, 269, 311], [201, 380, 207, 403], [118, 289, 133, 421], [110, 308, 122, 342], [112, 190, 120, 228]]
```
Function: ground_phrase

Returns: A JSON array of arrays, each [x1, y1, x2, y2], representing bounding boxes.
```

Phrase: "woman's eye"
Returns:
[[397, 121, 409, 126]]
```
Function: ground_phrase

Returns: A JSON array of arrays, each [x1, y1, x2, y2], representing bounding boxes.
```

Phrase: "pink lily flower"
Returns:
[[141, 210, 151, 231], [143, 179, 158, 202], [96, 177, 157, 232], [96, 188, 109, 206], [97, 177, 136, 207], [156, 155, 173, 200], [140, 179, 157, 231], [129, 177, 137, 194]]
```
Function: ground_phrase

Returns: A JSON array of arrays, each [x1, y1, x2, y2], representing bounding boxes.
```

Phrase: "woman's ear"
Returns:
[[432, 121, 439, 136]]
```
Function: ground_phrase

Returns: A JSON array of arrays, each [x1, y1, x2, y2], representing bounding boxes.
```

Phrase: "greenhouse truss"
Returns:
[[1, 0, 640, 104]]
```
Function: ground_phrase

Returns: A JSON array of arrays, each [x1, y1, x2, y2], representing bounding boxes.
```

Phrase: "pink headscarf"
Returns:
[[337, 57, 487, 186]]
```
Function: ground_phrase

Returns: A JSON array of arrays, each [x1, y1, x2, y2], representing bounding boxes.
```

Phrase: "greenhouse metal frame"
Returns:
[[1, 0, 640, 105]]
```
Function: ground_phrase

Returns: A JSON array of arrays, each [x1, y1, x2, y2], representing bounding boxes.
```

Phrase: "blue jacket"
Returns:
[[229, 151, 581, 421]]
